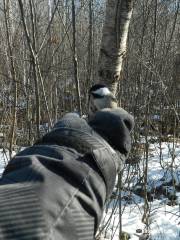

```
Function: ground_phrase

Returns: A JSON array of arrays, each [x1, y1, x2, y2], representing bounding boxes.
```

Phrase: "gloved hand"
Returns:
[[88, 107, 134, 157]]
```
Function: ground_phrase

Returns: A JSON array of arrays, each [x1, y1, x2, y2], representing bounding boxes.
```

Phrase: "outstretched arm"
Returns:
[[0, 108, 134, 240]]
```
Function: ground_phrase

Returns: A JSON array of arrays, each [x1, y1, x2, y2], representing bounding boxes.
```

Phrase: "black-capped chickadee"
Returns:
[[88, 84, 117, 120]]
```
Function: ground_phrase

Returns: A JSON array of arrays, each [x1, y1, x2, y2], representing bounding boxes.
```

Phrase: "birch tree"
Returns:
[[97, 0, 134, 95]]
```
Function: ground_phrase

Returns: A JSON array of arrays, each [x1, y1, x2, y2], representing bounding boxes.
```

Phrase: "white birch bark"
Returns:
[[48, 0, 52, 22], [98, 0, 133, 95]]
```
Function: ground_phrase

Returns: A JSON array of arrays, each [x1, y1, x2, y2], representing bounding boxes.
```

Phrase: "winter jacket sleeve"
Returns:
[[0, 110, 133, 240]]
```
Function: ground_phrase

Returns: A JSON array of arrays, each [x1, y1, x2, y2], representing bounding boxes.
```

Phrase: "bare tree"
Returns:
[[72, 0, 82, 115], [3, 0, 18, 157], [97, 0, 134, 95], [173, 31, 180, 111]]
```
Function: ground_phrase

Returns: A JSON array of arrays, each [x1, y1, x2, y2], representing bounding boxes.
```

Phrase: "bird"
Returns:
[[88, 84, 118, 120]]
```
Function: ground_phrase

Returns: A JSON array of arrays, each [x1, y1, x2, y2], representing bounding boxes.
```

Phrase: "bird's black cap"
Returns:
[[89, 84, 107, 93]]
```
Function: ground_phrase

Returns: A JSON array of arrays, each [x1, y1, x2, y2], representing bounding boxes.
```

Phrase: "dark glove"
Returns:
[[88, 107, 134, 157]]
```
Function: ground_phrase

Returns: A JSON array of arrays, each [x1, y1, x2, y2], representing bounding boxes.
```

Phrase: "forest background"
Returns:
[[0, 1, 179, 239]]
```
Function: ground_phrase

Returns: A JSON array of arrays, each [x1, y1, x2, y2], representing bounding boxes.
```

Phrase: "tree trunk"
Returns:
[[18, 0, 40, 138], [87, 0, 93, 87], [4, 0, 18, 158], [72, 0, 82, 115], [18, 0, 53, 137], [174, 32, 180, 107], [97, 0, 133, 95]]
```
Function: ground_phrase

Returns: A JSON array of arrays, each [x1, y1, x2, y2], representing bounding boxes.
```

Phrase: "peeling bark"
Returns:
[[98, 0, 133, 95]]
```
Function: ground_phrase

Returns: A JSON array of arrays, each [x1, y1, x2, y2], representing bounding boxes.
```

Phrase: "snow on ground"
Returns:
[[0, 148, 18, 176], [0, 148, 9, 177], [100, 197, 180, 240], [98, 140, 180, 240], [0, 140, 180, 239]]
